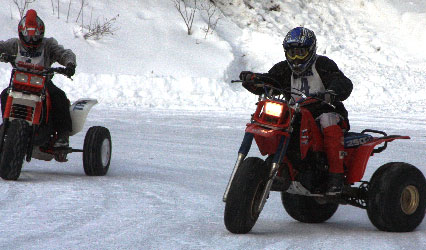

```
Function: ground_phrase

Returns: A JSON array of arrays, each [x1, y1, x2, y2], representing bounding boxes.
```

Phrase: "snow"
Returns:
[[0, 0, 425, 249]]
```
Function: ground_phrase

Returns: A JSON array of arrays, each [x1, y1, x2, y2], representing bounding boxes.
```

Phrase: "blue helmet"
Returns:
[[283, 27, 317, 74]]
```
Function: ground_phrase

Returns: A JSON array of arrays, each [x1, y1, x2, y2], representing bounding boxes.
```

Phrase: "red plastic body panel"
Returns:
[[4, 71, 50, 124], [344, 136, 410, 183], [32, 102, 42, 125], [299, 107, 323, 159], [3, 96, 13, 119], [246, 123, 289, 155], [13, 71, 46, 93], [244, 99, 411, 185]]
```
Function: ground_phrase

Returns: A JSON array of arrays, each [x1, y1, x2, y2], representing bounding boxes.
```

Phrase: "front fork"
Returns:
[[257, 136, 290, 213], [222, 132, 290, 212], [25, 125, 37, 162], [223, 132, 254, 202]]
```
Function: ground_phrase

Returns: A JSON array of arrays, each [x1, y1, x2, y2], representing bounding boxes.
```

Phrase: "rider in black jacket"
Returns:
[[240, 27, 353, 195]]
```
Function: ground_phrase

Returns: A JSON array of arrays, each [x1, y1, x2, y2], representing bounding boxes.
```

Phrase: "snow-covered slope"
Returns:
[[0, 0, 425, 114]]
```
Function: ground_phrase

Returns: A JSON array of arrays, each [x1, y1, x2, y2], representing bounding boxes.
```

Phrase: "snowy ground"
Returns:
[[0, 108, 424, 250]]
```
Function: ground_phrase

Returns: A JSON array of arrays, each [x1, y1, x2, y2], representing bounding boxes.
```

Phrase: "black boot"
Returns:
[[326, 173, 344, 195]]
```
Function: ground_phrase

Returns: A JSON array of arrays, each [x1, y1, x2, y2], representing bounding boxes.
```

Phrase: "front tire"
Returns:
[[281, 192, 339, 223], [83, 126, 111, 176], [224, 157, 271, 234], [0, 119, 30, 180], [367, 162, 426, 232]]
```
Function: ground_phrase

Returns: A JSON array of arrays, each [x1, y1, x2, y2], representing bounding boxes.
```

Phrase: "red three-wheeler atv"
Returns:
[[223, 76, 425, 233], [0, 54, 111, 180]]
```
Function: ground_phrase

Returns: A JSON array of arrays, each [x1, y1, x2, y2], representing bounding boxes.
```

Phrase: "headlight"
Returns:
[[30, 76, 44, 86], [15, 73, 29, 83], [264, 102, 283, 117]]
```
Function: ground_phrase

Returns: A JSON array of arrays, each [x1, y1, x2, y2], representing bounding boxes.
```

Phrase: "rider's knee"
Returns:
[[317, 112, 343, 130]]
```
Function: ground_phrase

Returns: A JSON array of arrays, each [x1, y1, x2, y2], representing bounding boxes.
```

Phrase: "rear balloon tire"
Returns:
[[224, 157, 271, 234], [367, 162, 426, 232], [281, 192, 339, 223], [0, 120, 29, 180], [83, 126, 111, 176]]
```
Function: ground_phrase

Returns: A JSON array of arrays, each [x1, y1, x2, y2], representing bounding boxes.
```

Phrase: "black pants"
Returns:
[[1, 81, 72, 134]]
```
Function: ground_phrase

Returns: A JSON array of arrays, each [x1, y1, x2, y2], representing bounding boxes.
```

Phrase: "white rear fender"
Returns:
[[70, 98, 98, 136]]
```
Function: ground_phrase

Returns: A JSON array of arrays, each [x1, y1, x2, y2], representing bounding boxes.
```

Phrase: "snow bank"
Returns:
[[0, 0, 424, 115]]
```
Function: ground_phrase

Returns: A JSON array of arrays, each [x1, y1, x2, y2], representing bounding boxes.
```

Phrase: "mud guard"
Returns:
[[345, 135, 410, 183], [69, 99, 98, 136]]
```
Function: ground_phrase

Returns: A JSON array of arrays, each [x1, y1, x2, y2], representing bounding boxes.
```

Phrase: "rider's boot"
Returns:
[[323, 125, 345, 195], [54, 131, 70, 148]]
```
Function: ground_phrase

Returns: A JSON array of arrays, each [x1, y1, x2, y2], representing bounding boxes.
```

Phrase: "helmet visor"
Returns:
[[20, 27, 42, 45], [285, 47, 309, 60]]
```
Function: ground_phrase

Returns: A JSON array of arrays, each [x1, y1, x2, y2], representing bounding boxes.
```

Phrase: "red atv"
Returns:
[[223, 76, 425, 233], [0, 54, 111, 180]]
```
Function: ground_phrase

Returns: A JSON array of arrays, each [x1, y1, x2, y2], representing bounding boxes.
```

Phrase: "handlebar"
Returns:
[[1, 53, 72, 80], [233, 75, 336, 109], [0, 53, 16, 63]]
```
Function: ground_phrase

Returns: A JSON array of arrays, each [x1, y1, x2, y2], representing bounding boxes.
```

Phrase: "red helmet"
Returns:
[[18, 9, 45, 49]]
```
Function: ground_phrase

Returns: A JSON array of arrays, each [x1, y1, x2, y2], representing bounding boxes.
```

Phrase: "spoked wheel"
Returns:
[[224, 157, 271, 234], [0, 119, 30, 180], [281, 192, 339, 223], [367, 162, 426, 232], [83, 126, 111, 176]]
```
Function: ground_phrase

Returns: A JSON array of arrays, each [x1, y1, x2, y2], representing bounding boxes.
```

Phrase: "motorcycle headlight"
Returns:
[[15, 73, 29, 83], [264, 102, 283, 117], [30, 76, 44, 86]]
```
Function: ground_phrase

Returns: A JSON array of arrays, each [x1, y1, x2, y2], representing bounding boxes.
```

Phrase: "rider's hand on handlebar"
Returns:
[[239, 71, 255, 82], [324, 90, 337, 104], [0, 53, 11, 63], [65, 63, 76, 77]]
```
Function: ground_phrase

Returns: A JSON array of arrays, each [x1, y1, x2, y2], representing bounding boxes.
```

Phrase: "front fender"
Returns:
[[69, 98, 98, 136], [245, 123, 289, 156]]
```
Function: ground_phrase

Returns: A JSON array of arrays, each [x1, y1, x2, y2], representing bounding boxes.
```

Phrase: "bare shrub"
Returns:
[[172, 0, 197, 35], [66, 0, 72, 22], [83, 14, 119, 40], [75, 0, 89, 26], [199, 0, 222, 39]]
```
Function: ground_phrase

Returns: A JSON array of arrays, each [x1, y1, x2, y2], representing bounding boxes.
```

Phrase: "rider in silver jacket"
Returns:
[[0, 9, 76, 147]]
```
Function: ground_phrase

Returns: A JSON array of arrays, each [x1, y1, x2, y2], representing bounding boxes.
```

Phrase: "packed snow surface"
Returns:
[[0, 0, 425, 249]]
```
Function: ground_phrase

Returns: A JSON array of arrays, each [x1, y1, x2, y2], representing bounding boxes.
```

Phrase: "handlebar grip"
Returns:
[[50, 67, 66, 74], [0, 54, 16, 63]]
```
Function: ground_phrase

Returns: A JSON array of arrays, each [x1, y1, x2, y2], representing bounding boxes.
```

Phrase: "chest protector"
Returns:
[[15, 42, 46, 67], [291, 57, 324, 100]]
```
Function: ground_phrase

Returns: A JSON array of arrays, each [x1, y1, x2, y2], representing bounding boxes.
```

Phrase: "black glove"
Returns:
[[0, 53, 13, 63], [65, 63, 76, 77], [0, 53, 6, 62], [239, 71, 255, 81], [323, 90, 336, 104], [327, 82, 344, 101]]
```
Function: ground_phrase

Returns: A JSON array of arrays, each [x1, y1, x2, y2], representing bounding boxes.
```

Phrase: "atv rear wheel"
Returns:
[[281, 192, 339, 223], [224, 157, 271, 234], [0, 119, 30, 180], [83, 126, 111, 176], [367, 162, 426, 232]]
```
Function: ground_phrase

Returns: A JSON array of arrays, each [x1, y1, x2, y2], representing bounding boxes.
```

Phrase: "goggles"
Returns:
[[285, 47, 309, 60]]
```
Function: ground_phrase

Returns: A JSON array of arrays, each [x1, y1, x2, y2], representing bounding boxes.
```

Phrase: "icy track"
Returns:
[[0, 107, 424, 250]]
